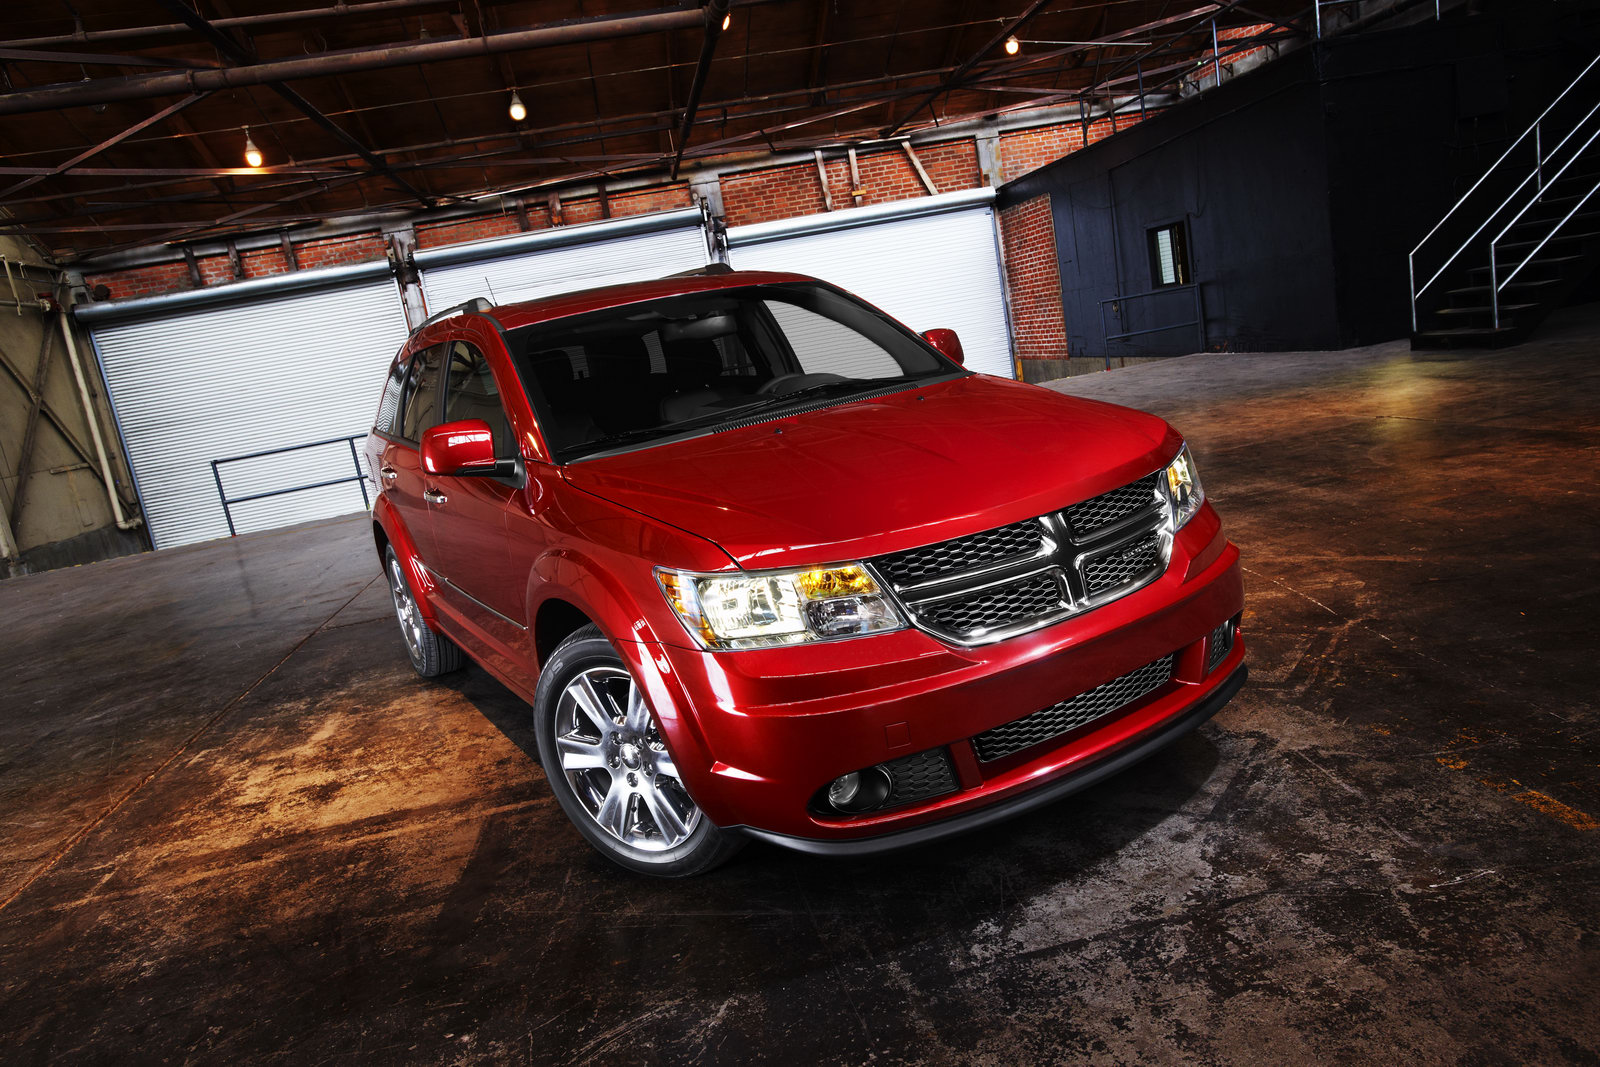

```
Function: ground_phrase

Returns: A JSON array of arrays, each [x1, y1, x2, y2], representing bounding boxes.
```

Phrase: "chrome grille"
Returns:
[[1082, 533, 1163, 597], [869, 472, 1171, 645], [874, 520, 1042, 586], [884, 748, 957, 806], [973, 655, 1176, 762], [1063, 472, 1163, 538], [919, 573, 1065, 640]]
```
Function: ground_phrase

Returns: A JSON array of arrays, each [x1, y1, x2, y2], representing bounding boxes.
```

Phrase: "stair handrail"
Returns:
[[1410, 52, 1600, 331], [1487, 120, 1600, 326]]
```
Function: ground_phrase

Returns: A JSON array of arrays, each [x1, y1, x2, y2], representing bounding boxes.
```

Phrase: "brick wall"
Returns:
[[998, 111, 1164, 182], [84, 232, 388, 300], [82, 117, 1129, 302], [722, 140, 983, 228], [998, 194, 1069, 378]]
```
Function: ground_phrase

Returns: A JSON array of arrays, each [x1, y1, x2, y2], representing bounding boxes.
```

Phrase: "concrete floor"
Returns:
[[3, 307, 1598, 1065]]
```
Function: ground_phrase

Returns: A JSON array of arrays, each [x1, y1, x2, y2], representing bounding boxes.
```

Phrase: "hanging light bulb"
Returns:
[[508, 90, 527, 123], [243, 127, 263, 168], [1005, 35, 1020, 55], [721, 12, 731, 31]]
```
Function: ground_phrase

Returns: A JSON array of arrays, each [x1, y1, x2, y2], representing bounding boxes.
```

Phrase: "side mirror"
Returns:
[[921, 328, 965, 366], [421, 419, 501, 476]]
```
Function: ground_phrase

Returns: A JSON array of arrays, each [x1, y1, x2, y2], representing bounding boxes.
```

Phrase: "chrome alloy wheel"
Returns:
[[387, 557, 425, 662], [554, 666, 702, 852]]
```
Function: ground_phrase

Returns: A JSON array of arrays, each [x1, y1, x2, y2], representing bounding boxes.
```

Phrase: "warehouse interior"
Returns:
[[2, 0, 1597, 1062]]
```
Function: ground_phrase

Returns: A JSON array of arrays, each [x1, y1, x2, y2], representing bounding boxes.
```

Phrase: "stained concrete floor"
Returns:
[[2, 308, 1598, 1066]]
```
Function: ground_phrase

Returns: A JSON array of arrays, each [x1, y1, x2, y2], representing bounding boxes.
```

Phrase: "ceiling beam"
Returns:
[[2, 0, 457, 50], [151, 0, 437, 208], [670, 0, 732, 179], [0, 92, 206, 198], [0, 7, 708, 117], [878, 0, 1058, 138]]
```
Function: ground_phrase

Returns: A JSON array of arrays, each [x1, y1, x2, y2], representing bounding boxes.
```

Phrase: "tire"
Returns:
[[384, 546, 466, 678], [533, 625, 743, 877]]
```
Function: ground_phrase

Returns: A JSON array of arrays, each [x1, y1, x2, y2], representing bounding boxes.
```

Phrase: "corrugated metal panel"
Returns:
[[88, 278, 410, 550], [727, 199, 1016, 379], [421, 218, 711, 309]]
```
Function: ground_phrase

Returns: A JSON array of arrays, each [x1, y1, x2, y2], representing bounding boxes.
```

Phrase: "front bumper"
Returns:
[[736, 663, 1246, 855], [629, 505, 1246, 851]]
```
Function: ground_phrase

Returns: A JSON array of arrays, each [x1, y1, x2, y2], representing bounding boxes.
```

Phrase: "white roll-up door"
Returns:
[[87, 274, 410, 550], [727, 189, 1015, 379], [420, 208, 710, 310]]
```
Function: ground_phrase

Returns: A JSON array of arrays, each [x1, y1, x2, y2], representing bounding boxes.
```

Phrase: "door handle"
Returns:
[[379, 465, 398, 483], [423, 488, 449, 505]]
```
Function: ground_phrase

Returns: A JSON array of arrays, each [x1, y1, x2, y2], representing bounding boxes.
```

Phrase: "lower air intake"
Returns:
[[972, 654, 1176, 762]]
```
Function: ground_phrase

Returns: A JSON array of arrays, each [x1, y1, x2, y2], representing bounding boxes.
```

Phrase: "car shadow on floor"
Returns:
[[436, 657, 1223, 934]]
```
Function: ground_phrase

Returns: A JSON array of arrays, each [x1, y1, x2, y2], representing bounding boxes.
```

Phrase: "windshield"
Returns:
[[502, 281, 962, 462]]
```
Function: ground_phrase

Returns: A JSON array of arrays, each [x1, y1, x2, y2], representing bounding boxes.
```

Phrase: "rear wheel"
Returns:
[[384, 547, 465, 677], [534, 625, 742, 876]]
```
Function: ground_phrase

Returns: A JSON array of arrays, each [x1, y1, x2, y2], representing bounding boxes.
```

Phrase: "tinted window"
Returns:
[[399, 344, 444, 441], [442, 340, 512, 456], [503, 282, 958, 462]]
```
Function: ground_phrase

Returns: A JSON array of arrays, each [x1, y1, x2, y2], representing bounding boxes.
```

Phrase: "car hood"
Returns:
[[561, 374, 1182, 570]]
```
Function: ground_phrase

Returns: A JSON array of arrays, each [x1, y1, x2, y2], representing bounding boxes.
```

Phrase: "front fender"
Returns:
[[526, 545, 724, 816], [373, 495, 441, 627]]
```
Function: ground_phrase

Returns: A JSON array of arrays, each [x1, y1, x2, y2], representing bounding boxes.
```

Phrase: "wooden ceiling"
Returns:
[[0, 1, 1305, 263]]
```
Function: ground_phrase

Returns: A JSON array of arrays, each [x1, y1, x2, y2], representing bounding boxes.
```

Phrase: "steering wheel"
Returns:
[[757, 373, 809, 396]]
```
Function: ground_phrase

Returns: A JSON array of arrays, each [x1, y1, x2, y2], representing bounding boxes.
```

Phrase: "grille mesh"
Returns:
[[1082, 533, 1162, 596], [885, 748, 957, 806], [919, 573, 1064, 638], [874, 520, 1043, 586], [973, 655, 1176, 762], [1063, 473, 1162, 538]]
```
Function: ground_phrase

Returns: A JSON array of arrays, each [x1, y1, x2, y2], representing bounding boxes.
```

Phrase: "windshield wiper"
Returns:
[[712, 375, 914, 419], [565, 377, 918, 460]]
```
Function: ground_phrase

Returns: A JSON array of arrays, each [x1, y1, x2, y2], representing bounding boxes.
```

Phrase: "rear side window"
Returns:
[[441, 341, 513, 456], [375, 360, 406, 435], [399, 345, 444, 441]]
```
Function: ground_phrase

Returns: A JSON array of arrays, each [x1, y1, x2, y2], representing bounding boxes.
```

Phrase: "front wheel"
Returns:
[[384, 546, 465, 678], [533, 625, 743, 876]]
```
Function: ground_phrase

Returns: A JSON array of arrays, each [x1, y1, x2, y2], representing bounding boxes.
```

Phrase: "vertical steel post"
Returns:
[[1490, 249, 1501, 329], [1137, 61, 1147, 117], [211, 460, 236, 536], [1314, 1, 1322, 39], [1408, 254, 1418, 334], [1536, 123, 1543, 193], [349, 436, 370, 510], [1212, 19, 1222, 89]]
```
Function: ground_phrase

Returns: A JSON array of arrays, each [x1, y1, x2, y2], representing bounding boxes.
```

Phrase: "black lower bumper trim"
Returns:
[[733, 663, 1247, 857]]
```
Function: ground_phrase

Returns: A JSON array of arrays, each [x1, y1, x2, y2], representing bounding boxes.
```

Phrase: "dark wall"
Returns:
[[1322, 11, 1598, 344], [1007, 52, 1338, 362], [1001, 1, 1596, 359]]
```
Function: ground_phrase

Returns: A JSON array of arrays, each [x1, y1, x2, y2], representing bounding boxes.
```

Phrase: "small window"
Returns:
[[442, 341, 513, 456], [1148, 222, 1190, 288], [399, 345, 444, 441]]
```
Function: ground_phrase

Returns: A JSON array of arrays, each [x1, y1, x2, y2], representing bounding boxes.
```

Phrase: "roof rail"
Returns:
[[413, 296, 494, 333], [665, 262, 736, 278]]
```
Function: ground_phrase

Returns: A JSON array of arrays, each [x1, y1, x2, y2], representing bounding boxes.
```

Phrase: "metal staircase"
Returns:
[[1410, 54, 1600, 348]]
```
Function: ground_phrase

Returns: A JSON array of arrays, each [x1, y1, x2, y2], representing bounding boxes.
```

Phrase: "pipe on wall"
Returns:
[[57, 301, 141, 530], [0, 7, 709, 116]]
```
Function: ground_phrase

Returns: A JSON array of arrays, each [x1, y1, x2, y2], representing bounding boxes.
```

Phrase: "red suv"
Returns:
[[367, 270, 1245, 876]]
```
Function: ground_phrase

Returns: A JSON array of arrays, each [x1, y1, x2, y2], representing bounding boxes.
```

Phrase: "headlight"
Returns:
[[1165, 446, 1205, 529], [656, 563, 905, 650]]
